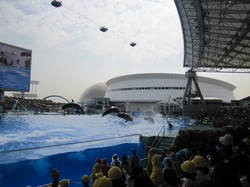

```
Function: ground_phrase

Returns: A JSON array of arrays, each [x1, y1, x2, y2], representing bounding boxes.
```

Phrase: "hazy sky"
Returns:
[[0, 0, 249, 102]]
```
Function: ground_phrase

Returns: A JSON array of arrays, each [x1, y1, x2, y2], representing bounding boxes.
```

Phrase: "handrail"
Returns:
[[150, 125, 166, 147], [0, 133, 142, 154], [37, 179, 73, 187]]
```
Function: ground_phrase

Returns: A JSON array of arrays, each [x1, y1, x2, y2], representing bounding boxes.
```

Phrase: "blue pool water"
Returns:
[[0, 114, 193, 187]]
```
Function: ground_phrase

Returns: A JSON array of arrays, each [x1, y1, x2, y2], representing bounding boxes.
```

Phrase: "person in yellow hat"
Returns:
[[90, 163, 103, 184], [180, 160, 197, 187], [59, 179, 70, 187], [81, 175, 90, 187], [192, 155, 211, 185], [242, 138, 250, 146], [146, 149, 154, 176], [108, 166, 126, 187], [150, 155, 164, 186], [93, 176, 112, 187], [240, 137, 250, 155]]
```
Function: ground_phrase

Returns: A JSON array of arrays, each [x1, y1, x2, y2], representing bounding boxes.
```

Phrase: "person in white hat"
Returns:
[[218, 134, 234, 162]]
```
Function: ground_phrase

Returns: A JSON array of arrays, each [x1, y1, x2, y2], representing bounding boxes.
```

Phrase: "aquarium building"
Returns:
[[79, 73, 236, 113]]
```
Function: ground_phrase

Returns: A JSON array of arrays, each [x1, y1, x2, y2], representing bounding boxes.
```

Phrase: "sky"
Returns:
[[0, 0, 249, 102]]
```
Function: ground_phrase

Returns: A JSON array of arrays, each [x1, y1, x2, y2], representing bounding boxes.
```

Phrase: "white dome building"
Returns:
[[104, 73, 236, 112], [79, 83, 108, 106]]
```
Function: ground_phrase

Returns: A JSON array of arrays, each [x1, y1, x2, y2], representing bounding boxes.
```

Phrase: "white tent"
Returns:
[[152, 96, 179, 113]]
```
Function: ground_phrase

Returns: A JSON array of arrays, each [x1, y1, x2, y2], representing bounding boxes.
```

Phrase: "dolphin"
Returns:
[[102, 106, 133, 122], [62, 102, 84, 114], [102, 106, 121, 116], [118, 113, 133, 122]]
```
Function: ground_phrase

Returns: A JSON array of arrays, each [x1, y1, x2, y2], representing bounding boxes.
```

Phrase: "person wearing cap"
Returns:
[[192, 155, 211, 186], [90, 163, 103, 184], [162, 156, 176, 173], [241, 138, 250, 155], [81, 175, 90, 187], [180, 160, 197, 187], [108, 166, 126, 187], [146, 148, 154, 176], [150, 155, 164, 186], [219, 134, 234, 146], [92, 176, 112, 187], [59, 179, 70, 187], [218, 134, 234, 162], [242, 138, 250, 146]]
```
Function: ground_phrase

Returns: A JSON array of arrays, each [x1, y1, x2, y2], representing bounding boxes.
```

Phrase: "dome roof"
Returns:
[[79, 83, 107, 102]]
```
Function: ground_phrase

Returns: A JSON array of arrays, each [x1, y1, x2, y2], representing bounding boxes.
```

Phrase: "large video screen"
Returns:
[[0, 42, 32, 92]]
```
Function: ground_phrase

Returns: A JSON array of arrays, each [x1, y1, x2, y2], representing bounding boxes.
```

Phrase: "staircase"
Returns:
[[158, 136, 176, 150], [149, 125, 178, 151]]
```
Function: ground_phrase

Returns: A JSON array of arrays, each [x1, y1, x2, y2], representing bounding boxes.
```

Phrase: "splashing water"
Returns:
[[0, 114, 194, 164]]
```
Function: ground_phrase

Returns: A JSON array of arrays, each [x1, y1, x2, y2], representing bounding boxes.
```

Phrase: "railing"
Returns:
[[2, 133, 143, 187], [0, 133, 142, 154], [150, 125, 166, 148], [39, 180, 102, 187]]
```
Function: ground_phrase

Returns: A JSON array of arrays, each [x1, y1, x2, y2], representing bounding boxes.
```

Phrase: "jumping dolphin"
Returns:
[[118, 113, 133, 122], [102, 106, 121, 116], [62, 102, 84, 114], [102, 106, 133, 122]]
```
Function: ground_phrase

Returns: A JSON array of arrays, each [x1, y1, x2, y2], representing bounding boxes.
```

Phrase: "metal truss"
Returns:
[[175, 0, 250, 73]]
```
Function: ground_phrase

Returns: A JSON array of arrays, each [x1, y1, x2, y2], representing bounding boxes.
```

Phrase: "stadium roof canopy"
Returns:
[[174, 0, 250, 73]]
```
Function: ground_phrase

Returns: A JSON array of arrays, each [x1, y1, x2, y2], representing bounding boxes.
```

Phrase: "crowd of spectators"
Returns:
[[39, 130, 250, 187], [196, 106, 249, 128], [1, 96, 65, 113]]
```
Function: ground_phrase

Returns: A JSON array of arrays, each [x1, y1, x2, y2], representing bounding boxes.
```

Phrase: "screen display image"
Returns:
[[0, 42, 32, 92]]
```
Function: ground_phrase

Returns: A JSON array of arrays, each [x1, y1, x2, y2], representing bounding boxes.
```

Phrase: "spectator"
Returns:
[[111, 154, 121, 167], [162, 157, 176, 173], [108, 166, 126, 187], [81, 175, 90, 187], [217, 134, 234, 162], [121, 155, 130, 175], [133, 173, 154, 187], [213, 161, 242, 187], [169, 152, 182, 176], [59, 179, 70, 187], [150, 155, 164, 186], [92, 176, 112, 187], [95, 158, 102, 166], [50, 168, 60, 187], [160, 168, 181, 187], [180, 160, 197, 187], [90, 163, 103, 184], [146, 148, 154, 176], [242, 138, 250, 155], [192, 155, 211, 185], [229, 153, 250, 187], [101, 158, 111, 177], [130, 148, 140, 172], [127, 165, 144, 187]]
